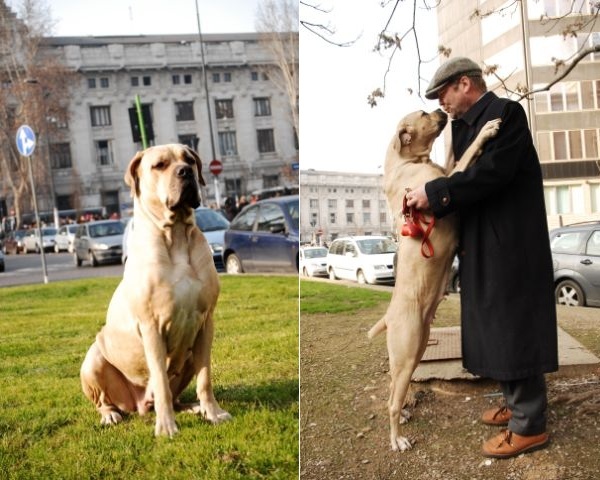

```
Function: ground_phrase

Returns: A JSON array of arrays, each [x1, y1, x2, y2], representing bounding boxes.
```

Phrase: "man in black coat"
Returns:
[[406, 57, 558, 458]]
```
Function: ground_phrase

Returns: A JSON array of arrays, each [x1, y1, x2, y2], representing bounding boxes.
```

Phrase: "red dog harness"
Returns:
[[400, 191, 435, 258]]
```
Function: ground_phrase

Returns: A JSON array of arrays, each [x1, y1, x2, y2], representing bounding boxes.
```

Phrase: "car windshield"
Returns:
[[88, 222, 124, 238], [304, 247, 328, 259], [68, 225, 78, 233], [42, 228, 57, 236], [195, 209, 230, 232], [356, 238, 397, 255]]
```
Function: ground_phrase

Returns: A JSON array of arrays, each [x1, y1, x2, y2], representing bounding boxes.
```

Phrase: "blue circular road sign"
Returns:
[[16, 125, 36, 157]]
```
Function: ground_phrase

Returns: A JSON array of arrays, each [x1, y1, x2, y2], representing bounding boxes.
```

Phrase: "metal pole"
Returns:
[[134, 94, 148, 149], [27, 154, 49, 284], [195, 0, 221, 208]]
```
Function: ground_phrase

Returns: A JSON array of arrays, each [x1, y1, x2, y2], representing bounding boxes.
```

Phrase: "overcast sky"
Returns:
[[6, 0, 261, 36]]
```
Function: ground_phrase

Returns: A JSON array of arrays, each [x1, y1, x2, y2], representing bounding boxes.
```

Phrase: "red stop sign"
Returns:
[[209, 159, 223, 176]]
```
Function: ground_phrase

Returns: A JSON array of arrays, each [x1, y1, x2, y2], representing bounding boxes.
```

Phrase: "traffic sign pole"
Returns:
[[16, 125, 49, 284], [208, 159, 223, 209]]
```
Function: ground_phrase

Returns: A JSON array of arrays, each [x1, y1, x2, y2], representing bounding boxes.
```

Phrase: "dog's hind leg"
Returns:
[[367, 315, 387, 339]]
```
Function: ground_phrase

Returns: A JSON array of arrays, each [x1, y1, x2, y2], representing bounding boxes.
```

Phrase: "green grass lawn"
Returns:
[[0, 275, 298, 480]]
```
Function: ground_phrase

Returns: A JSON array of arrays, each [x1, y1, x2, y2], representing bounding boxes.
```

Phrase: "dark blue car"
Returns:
[[223, 195, 299, 273]]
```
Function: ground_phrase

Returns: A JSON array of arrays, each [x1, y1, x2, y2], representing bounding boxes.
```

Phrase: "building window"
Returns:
[[143, 76, 152, 86], [101, 190, 120, 217], [218, 131, 238, 156], [184, 74, 192, 84], [310, 212, 318, 225], [363, 212, 371, 224], [213, 73, 221, 83], [309, 199, 318, 208], [87, 78, 96, 89], [99, 77, 109, 88], [330, 212, 336, 224], [131, 76, 139, 87], [251, 71, 259, 81], [346, 213, 354, 224], [215, 99, 234, 119], [263, 174, 279, 188], [346, 199, 354, 208], [95, 140, 113, 166], [178, 134, 199, 150], [224, 72, 232, 82], [254, 97, 271, 116], [257, 129, 275, 153], [328, 199, 337, 209], [380, 212, 387, 224], [539, 129, 600, 161], [172, 75, 181, 85], [90, 106, 111, 127], [50, 143, 72, 169], [175, 101, 194, 121], [225, 178, 242, 198], [362, 199, 370, 208]]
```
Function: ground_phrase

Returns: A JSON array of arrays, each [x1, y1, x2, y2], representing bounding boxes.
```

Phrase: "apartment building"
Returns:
[[437, 0, 600, 228], [3, 31, 298, 222], [299, 169, 393, 244]]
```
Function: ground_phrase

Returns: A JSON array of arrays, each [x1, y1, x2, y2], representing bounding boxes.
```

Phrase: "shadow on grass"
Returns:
[[180, 378, 298, 410]]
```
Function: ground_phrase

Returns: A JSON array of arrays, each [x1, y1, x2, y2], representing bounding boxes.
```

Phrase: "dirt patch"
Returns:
[[300, 302, 600, 480]]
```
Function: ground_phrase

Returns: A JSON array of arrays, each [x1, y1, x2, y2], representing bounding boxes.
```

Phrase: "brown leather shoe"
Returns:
[[481, 405, 512, 426], [482, 429, 549, 459]]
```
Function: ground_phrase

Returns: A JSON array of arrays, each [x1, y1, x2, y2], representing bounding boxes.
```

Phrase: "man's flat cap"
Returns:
[[425, 57, 482, 100]]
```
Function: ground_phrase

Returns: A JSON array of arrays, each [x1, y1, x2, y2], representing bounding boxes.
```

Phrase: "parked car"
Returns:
[[0, 249, 5, 272], [121, 207, 229, 271], [2, 229, 28, 254], [54, 224, 79, 253], [550, 221, 600, 307], [300, 246, 328, 277], [23, 227, 57, 253], [223, 195, 299, 273], [73, 220, 125, 267], [327, 236, 396, 284]]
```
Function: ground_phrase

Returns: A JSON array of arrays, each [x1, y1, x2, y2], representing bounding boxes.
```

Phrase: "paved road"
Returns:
[[0, 251, 124, 288]]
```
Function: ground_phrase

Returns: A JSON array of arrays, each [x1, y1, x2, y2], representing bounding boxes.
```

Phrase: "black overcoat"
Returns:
[[426, 92, 558, 381]]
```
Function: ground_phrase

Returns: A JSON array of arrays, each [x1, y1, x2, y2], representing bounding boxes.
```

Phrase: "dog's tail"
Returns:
[[367, 315, 387, 339]]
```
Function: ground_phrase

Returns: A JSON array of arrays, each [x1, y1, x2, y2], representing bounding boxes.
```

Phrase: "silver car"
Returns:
[[23, 227, 57, 253], [73, 220, 124, 267]]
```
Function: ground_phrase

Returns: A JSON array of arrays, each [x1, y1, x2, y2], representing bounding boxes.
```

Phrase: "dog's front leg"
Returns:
[[139, 321, 178, 437], [193, 313, 232, 424], [451, 118, 501, 174]]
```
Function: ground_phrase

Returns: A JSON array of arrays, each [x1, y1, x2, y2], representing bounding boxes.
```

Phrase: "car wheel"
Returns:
[[74, 253, 82, 267], [555, 280, 584, 307], [328, 267, 337, 280], [225, 254, 243, 274], [357, 269, 368, 284], [91, 252, 99, 267], [302, 267, 309, 277]]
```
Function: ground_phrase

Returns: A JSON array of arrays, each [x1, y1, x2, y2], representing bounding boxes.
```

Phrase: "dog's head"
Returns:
[[393, 109, 448, 159], [124, 144, 206, 215]]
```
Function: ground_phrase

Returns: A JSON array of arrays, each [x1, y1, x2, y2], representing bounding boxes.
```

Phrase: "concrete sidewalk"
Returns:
[[413, 326, 600, 381]]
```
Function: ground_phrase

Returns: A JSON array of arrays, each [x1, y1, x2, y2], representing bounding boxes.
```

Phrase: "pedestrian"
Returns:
[[406, 57, 558, 459]]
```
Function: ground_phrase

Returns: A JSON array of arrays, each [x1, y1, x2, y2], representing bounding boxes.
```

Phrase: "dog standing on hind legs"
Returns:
[[367, 109, 500, 452]]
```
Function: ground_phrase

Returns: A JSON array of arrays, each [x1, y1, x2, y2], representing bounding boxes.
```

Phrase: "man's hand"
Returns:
[[406, 185, 429, 210]]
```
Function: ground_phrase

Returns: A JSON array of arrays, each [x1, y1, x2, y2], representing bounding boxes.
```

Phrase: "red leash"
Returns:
[[400, 191, 435, 258]]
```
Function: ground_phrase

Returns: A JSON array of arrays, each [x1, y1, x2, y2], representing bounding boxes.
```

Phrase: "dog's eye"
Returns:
[[153, 161, 166, 170]]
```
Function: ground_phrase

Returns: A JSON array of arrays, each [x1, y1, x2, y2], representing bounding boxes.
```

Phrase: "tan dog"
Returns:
[[368, 110, 500, 451], [80, 144, 231, 436]]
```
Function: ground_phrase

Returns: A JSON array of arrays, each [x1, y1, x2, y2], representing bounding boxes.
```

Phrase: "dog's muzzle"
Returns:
[[434, 109, 448, 130]]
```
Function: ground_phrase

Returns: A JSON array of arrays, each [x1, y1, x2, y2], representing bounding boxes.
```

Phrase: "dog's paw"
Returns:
[[391, 435, 414, 452], [154, 415, 179, 437], [203, 405, 232, 424], [399, 409, 412, 424], [480, 118, 501, 140], [100, 409, 123, 426]]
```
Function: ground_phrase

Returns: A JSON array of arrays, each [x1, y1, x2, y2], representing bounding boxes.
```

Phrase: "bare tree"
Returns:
[[301, 0, 600, 105], [256, 0, 299, 138], [0, 0, 74, 229]]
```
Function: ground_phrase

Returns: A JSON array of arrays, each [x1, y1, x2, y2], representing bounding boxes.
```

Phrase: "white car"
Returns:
[[54, 224, 79, 252], [300, 246, 328, 277], [23, 227, 57, 253], [327, 236, 397, 284]]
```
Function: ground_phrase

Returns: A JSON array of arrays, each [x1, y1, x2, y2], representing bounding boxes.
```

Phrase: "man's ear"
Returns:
[[124, 150, 144, 198], [183, 145, 205, 186]]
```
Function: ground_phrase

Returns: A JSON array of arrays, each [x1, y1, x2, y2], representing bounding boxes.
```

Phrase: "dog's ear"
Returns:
[[183, 145, 205, 186], [398, 125, 414, 146], [124, 150, 144, 198]]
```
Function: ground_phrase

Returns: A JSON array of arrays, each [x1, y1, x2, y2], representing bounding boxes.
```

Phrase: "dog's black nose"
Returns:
[[176, 165, 193, 178]]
